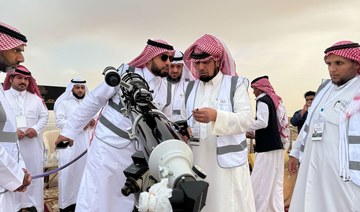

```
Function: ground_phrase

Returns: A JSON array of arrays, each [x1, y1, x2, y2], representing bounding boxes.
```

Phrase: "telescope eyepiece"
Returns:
[[103, 66, 121, 87]]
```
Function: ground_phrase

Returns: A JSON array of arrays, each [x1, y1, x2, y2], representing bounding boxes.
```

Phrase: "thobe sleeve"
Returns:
[[32, 100, 49, 134], [212, 82, 255, 135], [55, 101, 68, 129], [60, 82, 117, 139], [289, 131, 304, 159], [0, 144, 24, 191], [248, 101, 269, 131], [152, 79, 168, 113], [161, 80, 172, 118]]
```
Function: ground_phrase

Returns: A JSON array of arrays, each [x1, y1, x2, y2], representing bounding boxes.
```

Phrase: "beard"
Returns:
[[199, 67, 219, 82], [73, 92, 85, 99], [0, 54, 12, 72], [167, 75, 181, 83], [150, 63, 168, 78]]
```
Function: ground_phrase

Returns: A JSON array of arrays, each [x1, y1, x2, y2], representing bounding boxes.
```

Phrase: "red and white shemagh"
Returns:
[[251, 77, 282, 108], [325, 40, 360, 73], [3, 65, 42, 99], [128, 39, 174, 68], [183, 34, 237, 79], [0, 22, 26, 51], [251, 77, 289, 139]]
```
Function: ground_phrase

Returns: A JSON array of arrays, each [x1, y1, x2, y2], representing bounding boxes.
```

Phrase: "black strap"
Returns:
[[164, 82, 172, 108], [14, 69, 31, 76], [230, 76, 239, 112], [147, 39, 174, 50], [0, 24, 27, 42], [324, 43, 360, 54], [185, 80, 195, 107], [190, 52, 210, 59], [71, 79, 86, 83]]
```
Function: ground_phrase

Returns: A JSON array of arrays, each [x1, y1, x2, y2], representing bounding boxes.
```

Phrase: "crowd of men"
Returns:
[[1, 21, 360, 212]]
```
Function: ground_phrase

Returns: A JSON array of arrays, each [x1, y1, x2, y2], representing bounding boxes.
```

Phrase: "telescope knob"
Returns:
[[192, 165, 207, 179]]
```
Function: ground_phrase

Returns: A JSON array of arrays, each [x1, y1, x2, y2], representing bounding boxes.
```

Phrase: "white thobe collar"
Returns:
[[9, 87, 27, 97], [255, 93, 266, 100], [200, 71, 223, 87], [142, 67, 157, 84], [333, 75, 359, 91]]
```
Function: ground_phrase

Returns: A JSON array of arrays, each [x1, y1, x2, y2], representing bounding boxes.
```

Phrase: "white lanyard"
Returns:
[[13, 92, 26, 115]]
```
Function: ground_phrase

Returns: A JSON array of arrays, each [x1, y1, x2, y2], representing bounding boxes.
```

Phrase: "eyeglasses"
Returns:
[[160, 54, 174, 62]]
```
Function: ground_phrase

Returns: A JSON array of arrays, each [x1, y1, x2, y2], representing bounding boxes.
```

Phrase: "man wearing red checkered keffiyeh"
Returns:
[[3, 65, 48, 212], [183, 34, 256, 212], [247, 75, 287, 212], [184, 34, 237, 79], [0, 22, 31, 212], [0, 22, 27, 72], [288, 41, 360, 212], [3, 65, 42, 99], [54, 39, 176, 211]]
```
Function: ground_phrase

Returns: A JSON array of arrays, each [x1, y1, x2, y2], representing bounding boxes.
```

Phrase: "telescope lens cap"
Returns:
[[192, 165, 207, 179]]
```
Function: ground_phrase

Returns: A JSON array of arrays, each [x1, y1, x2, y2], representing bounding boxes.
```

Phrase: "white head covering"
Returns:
[[171, 50, 194, 82], [54, 77, 89, 111]]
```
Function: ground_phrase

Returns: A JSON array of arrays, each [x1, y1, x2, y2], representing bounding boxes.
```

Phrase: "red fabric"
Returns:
[[183, 34, 236, 79], [3, 65, 42, 99], [0, 22, 26, 51], [252, 77, 289, 140], [325, 40, 360, 73], [251, 77, 282, 109], [128, 39, 174, 68]]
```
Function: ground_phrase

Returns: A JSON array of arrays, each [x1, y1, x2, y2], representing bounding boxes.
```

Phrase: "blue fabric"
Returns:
[[290, 110, 308, 132]]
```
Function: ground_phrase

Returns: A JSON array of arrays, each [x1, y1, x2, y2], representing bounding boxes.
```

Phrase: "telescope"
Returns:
[[103, 65, 208, 212]]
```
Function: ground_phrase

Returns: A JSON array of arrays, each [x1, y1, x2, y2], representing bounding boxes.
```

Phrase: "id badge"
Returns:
[[192, 124, 200, 139], [16, 115, 27, 128], [312, 117, 325, 141]]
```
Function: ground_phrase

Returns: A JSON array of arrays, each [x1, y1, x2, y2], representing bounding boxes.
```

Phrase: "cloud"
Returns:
[[1, 0, 360, 114]]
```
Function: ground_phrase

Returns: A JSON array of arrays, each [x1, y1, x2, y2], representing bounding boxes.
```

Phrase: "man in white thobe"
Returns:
[[3, 65, 48, 212], [163, 50, 194, 122], [288, 40, 360, 212], [0, 22, 32, 212], [54, 78, 93, 212], [182, 34, 256, 212], [55, 39, 174, 212], [246, 76, 286, 212]]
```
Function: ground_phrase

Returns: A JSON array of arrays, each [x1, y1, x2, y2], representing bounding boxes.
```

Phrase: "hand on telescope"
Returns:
[[192, 107, 217, 123]]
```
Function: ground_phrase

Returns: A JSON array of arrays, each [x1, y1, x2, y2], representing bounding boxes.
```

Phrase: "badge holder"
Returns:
[[312, 113, 325, 141]]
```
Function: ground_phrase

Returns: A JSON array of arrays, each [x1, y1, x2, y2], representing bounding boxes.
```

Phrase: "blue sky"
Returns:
[[2, 0, 360, 114]]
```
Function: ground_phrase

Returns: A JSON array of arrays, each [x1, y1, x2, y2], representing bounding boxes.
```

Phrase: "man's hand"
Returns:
[[15, 169, 31, 192], [288, 156, 299, 175], [25, 128, 37, 138], [84, 119, 96, 130], [192, 107, 217, 123], [246, 131, 255, 139], [89, 119, 96, 128], [55, 135, 74, 147], [300, 104, 308, 117], [17, 129, 25, 140]]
